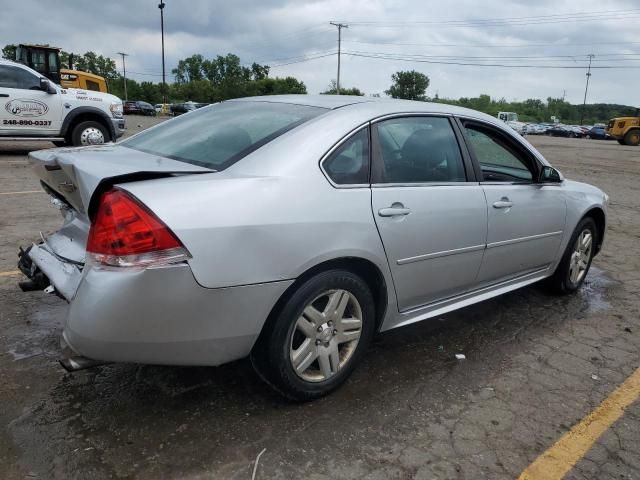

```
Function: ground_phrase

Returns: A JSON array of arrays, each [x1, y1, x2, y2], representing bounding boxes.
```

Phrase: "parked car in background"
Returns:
[[567, 126, 586, 138], [123, 101, 156, 116], [171, 101, 198, 116], [18, 96, 608, 401], [525, 124, 547, 135], [586, 126, 612, 140], [546, 125, 576, 138]]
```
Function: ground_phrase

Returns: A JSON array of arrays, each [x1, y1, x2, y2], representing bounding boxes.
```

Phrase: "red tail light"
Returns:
[[87, 189, 190, 267]]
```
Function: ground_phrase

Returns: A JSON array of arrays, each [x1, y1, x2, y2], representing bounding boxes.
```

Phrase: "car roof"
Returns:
[[231, 94, 502, 126]]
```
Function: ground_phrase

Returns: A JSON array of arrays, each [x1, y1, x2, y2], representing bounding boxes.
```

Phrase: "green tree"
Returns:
[[321, 80, 364, 96], [172, 54, 205, 83], [2, 44, 16, 60], [385, 70, 430, 101], [252, 76, 307, 96]]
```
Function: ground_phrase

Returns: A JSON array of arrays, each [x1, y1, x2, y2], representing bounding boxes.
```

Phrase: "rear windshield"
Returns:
[[122, 101, 327, 170]]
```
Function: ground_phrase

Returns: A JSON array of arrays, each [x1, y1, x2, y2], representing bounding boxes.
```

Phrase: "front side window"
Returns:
[[464, 125, 534, 182], [322, 127, 369, 185], [373, 116, 466, 183], [123, 101, 327, 170], [0, 65, 41, 90]]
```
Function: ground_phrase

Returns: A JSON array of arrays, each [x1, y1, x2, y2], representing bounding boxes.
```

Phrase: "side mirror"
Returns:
[[539, 166, 562, 183], [40, 78, 56, 94]]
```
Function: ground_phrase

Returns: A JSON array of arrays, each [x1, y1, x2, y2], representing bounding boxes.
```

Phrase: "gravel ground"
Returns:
[[0, 122, 638, 479]]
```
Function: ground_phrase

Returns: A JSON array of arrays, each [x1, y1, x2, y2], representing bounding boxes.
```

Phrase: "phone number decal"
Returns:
[[3, 119, 52, 126]]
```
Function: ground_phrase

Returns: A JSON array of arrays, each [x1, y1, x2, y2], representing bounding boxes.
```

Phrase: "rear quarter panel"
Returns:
[[124, 172, 392, 288]]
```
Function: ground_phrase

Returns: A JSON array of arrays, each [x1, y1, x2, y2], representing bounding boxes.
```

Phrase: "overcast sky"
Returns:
[[2, 0, 639, 105]]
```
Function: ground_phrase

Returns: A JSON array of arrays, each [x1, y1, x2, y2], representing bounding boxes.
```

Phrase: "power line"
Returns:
[[342, 39, 640, 49], [338, 8, 640, 28], [269, 52, 337, 68], [342, 51, 640, 69]]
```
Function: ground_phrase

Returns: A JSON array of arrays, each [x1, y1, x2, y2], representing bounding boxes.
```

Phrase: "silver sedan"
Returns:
[[18, 95, 607, 400]]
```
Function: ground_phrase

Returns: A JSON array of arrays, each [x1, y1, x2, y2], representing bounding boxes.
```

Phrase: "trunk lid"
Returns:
[[23, 145, 211, 301], [29, 145, 212, 214]]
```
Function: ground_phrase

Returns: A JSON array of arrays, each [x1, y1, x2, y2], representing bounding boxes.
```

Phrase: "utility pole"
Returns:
[[158, 1, 166, 105], [329, 21, 348, 95], [117, 52, 129, 101], [562, 89, 566, 101], [580, 54, 594, 126]]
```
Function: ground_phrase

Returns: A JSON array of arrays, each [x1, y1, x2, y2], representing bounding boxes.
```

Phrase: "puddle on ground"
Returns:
[[579, 266, 615, 313]]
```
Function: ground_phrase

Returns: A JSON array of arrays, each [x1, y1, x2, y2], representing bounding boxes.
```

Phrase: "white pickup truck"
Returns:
[[497, 111, 527, 136], [0, 59, 124, 146]]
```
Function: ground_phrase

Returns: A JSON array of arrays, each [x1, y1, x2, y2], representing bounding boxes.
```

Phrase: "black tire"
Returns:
[[251, 270, 375, 401], [70, 120, 110, 146], [546, 217, 597, 294], [624, 129, 640, 146]]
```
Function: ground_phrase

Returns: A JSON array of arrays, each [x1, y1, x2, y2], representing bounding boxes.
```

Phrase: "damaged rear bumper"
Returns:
[[18, 241, 83, 301]]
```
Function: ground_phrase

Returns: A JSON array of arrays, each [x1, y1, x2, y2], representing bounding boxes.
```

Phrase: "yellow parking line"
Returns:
[[519, 367, 640, 480], [0, 270, 21, 277], [0, 190, 43, 196]]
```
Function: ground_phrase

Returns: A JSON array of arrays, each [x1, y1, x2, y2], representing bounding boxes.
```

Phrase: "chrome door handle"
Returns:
[[493, 198, 513, 209], [378, 206, 411, 217]]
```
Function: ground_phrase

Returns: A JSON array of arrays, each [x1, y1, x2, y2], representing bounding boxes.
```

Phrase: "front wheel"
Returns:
[[251, 270, 375, 401], [546, 217, 597, 294], [71, 120, 109, 146]]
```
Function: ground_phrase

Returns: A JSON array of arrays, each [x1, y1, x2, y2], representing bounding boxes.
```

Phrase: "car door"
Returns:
[[0, 64, 62, 135], [370, 115, 488, 312], [460, 120, 566, 285]]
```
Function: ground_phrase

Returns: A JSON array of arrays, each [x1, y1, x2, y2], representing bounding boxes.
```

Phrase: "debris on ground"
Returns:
[[455, 354, 466, 360], [251, 448, 267, 480]]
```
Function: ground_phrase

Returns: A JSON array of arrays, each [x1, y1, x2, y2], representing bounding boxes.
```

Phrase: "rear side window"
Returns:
[[373, 116, 466, 183], [323, 127, 369, 185], [85, 80, 100, 91], [123, 101, 326, 171]]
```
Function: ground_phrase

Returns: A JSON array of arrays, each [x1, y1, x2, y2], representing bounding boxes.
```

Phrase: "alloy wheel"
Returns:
[[569, 229, 593, 284], [289, 289, 363, 382]]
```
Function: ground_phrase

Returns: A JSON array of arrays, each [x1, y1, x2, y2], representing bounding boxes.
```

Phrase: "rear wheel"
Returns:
[[546, 217, 597, 294], [251, 270, 375, 401], [71, 120, 109, 146], [624, 129, 640, 146]]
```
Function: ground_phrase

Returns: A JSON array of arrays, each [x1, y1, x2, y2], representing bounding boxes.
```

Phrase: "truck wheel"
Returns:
[[624, 129, 640, 146], [71, 121, 109, 146]]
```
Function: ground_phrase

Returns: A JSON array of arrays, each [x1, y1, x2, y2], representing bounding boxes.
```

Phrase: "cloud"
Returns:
[[2, 0, 638, 105]]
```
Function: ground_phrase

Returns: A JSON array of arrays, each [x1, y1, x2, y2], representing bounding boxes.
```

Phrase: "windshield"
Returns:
[[123, 101, 326, 171]]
